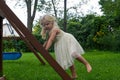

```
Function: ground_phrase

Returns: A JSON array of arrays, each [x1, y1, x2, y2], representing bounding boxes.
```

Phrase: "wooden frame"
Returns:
[[0, 0, 72, 79], [0, 15, 4, 80]]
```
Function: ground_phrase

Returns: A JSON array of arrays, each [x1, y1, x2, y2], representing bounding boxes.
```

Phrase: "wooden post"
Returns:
[[0, 16, 5, 80], [0, 1, 5, 79]]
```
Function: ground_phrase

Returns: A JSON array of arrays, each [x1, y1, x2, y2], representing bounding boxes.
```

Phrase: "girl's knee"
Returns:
[[71, 52, 81, 58]]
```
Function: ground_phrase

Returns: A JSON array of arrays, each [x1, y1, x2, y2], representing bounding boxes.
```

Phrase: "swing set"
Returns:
[[0, 0, 72, 80], [3, 22, 22, 60]]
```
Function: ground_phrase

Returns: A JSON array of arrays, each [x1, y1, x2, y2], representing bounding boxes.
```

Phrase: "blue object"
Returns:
[[3, 52, 22, 60]]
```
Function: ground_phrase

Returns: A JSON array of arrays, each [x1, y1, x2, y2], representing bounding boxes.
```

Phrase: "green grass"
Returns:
[[3, 50, 120, 80]]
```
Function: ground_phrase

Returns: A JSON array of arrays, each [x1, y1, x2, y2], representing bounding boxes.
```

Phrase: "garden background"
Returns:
[[2, 0, 120, 80]]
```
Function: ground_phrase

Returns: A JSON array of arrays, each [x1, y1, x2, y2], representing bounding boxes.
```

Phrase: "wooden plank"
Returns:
[[0, 0, 72, 80], [3, 37, 20, 40]]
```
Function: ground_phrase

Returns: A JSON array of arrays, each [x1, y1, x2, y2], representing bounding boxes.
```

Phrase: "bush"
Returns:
[[3, 39, 30, 52], [94, 30, 120, 52]]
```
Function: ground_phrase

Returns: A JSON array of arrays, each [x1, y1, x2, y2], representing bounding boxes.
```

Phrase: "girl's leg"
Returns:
[[76, 55, 92, 72], [69, 65, 78, 79]]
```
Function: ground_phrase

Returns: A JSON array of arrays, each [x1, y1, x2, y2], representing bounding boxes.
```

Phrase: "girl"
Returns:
[[39, 14, 92, 79]]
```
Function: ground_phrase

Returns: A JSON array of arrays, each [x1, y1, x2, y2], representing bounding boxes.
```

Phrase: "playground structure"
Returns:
[[0, 0, 72, 80], [2, 22, 22, 60]]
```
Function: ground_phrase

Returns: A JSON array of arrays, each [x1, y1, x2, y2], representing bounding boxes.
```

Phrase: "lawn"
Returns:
[[3, 50, 120, 80]]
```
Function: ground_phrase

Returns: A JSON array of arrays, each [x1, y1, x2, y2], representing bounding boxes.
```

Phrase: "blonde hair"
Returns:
[[39, 14, 59, 39]]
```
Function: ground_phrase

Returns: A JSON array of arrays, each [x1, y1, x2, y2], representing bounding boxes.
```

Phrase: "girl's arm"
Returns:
[[43, 41, 47, 48], [45, 29, 59, 50]]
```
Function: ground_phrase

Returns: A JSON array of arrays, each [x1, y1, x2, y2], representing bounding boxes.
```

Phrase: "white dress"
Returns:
[[54, 30, 84, 70]]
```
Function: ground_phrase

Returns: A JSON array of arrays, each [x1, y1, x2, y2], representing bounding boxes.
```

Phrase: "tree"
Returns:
[[99, 0, 120, 16], [7, 0, 96, 33], [64, 0, 67, 32], [25, 0, 38, 32], [51, 0, 57, 18], [99, 0, 120, 28], [6, 0, 44, 32]]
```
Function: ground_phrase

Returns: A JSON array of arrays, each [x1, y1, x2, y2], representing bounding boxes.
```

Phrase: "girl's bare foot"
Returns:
[[86, 63, 92, 72], [71, 75, 78, 80], [71, 73, 78, 80]]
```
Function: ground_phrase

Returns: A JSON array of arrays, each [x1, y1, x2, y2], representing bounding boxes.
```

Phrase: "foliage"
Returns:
[[65, 14, 120, 52], [4, 13, 120, 52], [80, 15, 96, 49], [77, 15, 108, 49], [4, 0, 120, 52], [3, 40, 15, 52], [99, 0, 120, 28], [95, 30, 120, 51], [32, 13, 120, 52], [32, 22, 41, 35], [97, 0, 120, 51], [3, 39, 30, 52], [99, 0, 120, 16], [67, 18, 83, 44]]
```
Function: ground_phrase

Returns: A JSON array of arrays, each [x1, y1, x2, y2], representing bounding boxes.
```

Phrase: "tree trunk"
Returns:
[[64, 0, 67, 32], [51, 0, 57, 18], [25, 0, 38, 33]]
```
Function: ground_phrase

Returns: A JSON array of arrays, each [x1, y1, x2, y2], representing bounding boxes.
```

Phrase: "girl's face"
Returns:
[[42, 21, 53, 30]]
